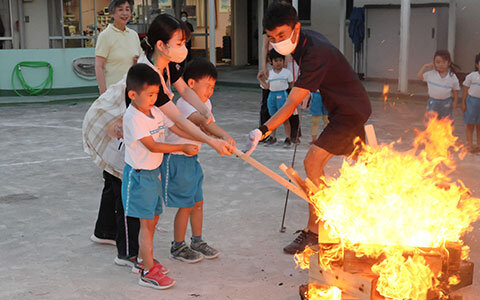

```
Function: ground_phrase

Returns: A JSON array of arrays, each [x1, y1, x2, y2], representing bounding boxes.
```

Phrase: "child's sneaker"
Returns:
[[132, 258, 169, 275], [283, 137, 292, 148], [190, 240, 220, 259], [114, 255, 137, 268], [170, 243, 203, 263], [263, 136, 277, 146], [90, 234, 116, 246], [139, 264, 175, 290]]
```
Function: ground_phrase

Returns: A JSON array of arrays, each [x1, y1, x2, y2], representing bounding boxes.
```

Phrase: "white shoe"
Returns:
[[90, 234, 116, 246]]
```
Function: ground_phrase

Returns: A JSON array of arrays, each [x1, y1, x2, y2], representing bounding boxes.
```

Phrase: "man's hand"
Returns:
[[182, 144, 199, 156], [242, 129, 262, 156]]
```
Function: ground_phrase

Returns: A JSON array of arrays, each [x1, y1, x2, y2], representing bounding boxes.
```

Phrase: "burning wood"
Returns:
[[294, 117, 480, 299]]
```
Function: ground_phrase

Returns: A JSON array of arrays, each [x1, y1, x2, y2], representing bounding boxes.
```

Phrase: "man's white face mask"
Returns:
[[270, 29, 298, 56]]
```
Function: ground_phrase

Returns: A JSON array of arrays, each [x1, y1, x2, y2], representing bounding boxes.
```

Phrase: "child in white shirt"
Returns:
[[418, 50, 460, 119], [462, 53, 480, 152], [122, 63, 199, 290], [257, 49, 293, 145]]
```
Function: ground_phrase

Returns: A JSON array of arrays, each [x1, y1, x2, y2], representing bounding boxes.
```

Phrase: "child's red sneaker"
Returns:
[[132, 258, 169, 275], [138, 264, 175, 290]]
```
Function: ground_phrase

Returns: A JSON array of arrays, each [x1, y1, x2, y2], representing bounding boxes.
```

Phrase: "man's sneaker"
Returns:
[[283, 137, 292, 148], [139, 264, 175, 290], [283, 229, 318, 254], [90, 234, 116, 246], [131, 258, 169, 275], [170, 243, 203, 263], [263, 136, 277, 146], [190, 240, 220, 259], [114, 255, 137, 268]]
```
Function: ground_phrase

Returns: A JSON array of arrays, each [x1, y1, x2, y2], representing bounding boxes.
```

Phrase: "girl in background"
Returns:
[[462, 53, 480, 152]]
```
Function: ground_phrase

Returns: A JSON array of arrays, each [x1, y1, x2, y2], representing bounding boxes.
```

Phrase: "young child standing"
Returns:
[[418, 50, 460, 119], [309, 91, 328, 144], [257, 49, 294, 146], [462, 53, 480, 153], [161, 59, 235, 263], [122, 63, 199, 289]]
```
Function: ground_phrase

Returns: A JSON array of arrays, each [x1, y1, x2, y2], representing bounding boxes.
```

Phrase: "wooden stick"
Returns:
[[234, 149, 308, 200], [279, 164, 309, 194], [364, 124, 378, 147]]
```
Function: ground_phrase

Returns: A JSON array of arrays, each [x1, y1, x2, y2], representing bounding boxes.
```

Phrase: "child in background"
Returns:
[[462, 53, 480, 153], [161, 59, 235, 263], [309, 91, 328, 145], [257, 49, 293, 146], [417, 50, 460, 119], [122, 63, 199, 289]]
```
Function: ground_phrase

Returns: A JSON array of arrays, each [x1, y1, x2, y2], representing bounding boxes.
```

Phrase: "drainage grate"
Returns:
[[0, 193, 38, 204]]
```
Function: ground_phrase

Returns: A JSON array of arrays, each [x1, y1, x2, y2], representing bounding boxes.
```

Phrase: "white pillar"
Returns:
[[208, 0, 216, 64], [339, 0, 346, 54], [258, 0, 264, 71], [398, 0, 410, 93], [448, 0, 456, 59], [292, 0, 298, 10]]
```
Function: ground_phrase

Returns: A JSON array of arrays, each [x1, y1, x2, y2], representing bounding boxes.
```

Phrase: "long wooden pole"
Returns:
[[234, 149, 308, 201]]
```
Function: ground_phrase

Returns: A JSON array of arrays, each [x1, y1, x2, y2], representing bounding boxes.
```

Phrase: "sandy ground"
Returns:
[[1, 86, 480, 300]]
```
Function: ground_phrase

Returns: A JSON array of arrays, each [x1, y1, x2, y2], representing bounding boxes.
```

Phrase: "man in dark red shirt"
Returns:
[[244, 3, 371, 254]]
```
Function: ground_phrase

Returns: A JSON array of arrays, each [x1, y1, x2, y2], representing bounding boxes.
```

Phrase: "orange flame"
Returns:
[[307, 116, 480, 298], [448, 274, 460, 285], [307, 284, 342, 300], [294, 245, 318, 270], [382, 84, 389, 102], [432, 8, 436, 13]]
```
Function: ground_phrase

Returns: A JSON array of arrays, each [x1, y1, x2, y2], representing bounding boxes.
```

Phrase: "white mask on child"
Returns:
[[270, 29, 298, 56], [181, 17, 187, 22]]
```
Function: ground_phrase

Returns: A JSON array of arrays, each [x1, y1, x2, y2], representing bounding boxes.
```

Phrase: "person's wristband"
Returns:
[[258, 125, 271, 139]]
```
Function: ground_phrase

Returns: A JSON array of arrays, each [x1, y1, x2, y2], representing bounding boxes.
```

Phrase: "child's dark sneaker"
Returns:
[[131, 258, 169, 275], [139, 265, 175, 290], [263, 136, 277, 146], [190, 240, 220, 259], [170, 243, 203, 263], [283, 137, 292, 148], [114, 255, 137, 268]]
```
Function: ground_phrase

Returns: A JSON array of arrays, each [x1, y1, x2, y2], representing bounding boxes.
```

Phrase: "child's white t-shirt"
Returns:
[[268, 68, 293, 92], [423, 70, 460, 99], [123, 105, 174, 170], [463, 71, 480, 98], [165, 97, 215, 156]]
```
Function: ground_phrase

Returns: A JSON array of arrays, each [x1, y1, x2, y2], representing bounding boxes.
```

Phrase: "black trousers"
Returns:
[[262, 88, 301, 140], [94, 171, 140, 257]]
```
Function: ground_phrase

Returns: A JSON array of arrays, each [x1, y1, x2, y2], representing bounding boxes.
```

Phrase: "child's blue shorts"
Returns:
[[122, 163, 163, 219], [463, 95, 480, 124], [310, 92, 328, 116], [426, 97, 453, 119], [267, 90, 288, 115], [160, 154, 204, 208]]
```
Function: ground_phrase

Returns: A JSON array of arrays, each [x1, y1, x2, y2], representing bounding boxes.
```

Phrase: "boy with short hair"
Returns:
[[122, 63, 200, 289], [160, 58, 235, 263], [257, 49, 294, 146]]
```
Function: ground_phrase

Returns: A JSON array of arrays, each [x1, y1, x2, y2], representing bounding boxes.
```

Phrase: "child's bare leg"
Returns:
[[174, 207, 193, 243], [475, 125, 480, 148], [190, 201, 203, 237], [466, 124, 474, 148], [311, 116, 321, 142], [284, 120, 291, 139], [322, 115, 329, 128], [139, 216, 159, 270]]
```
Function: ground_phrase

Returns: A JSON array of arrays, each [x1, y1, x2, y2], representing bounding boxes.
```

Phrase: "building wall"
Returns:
[[455, 0, 480, 72], [23, 0, 49, 49], [302, 1, 341, 48]]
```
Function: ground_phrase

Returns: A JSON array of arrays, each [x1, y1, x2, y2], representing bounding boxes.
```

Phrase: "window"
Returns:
[[48, 0, 98, 48], [0, 0, 13, 49], [298, 0, 311, 23]]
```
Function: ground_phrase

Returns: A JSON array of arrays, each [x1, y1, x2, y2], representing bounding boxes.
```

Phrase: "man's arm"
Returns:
[[264, 87, 310, 131]]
